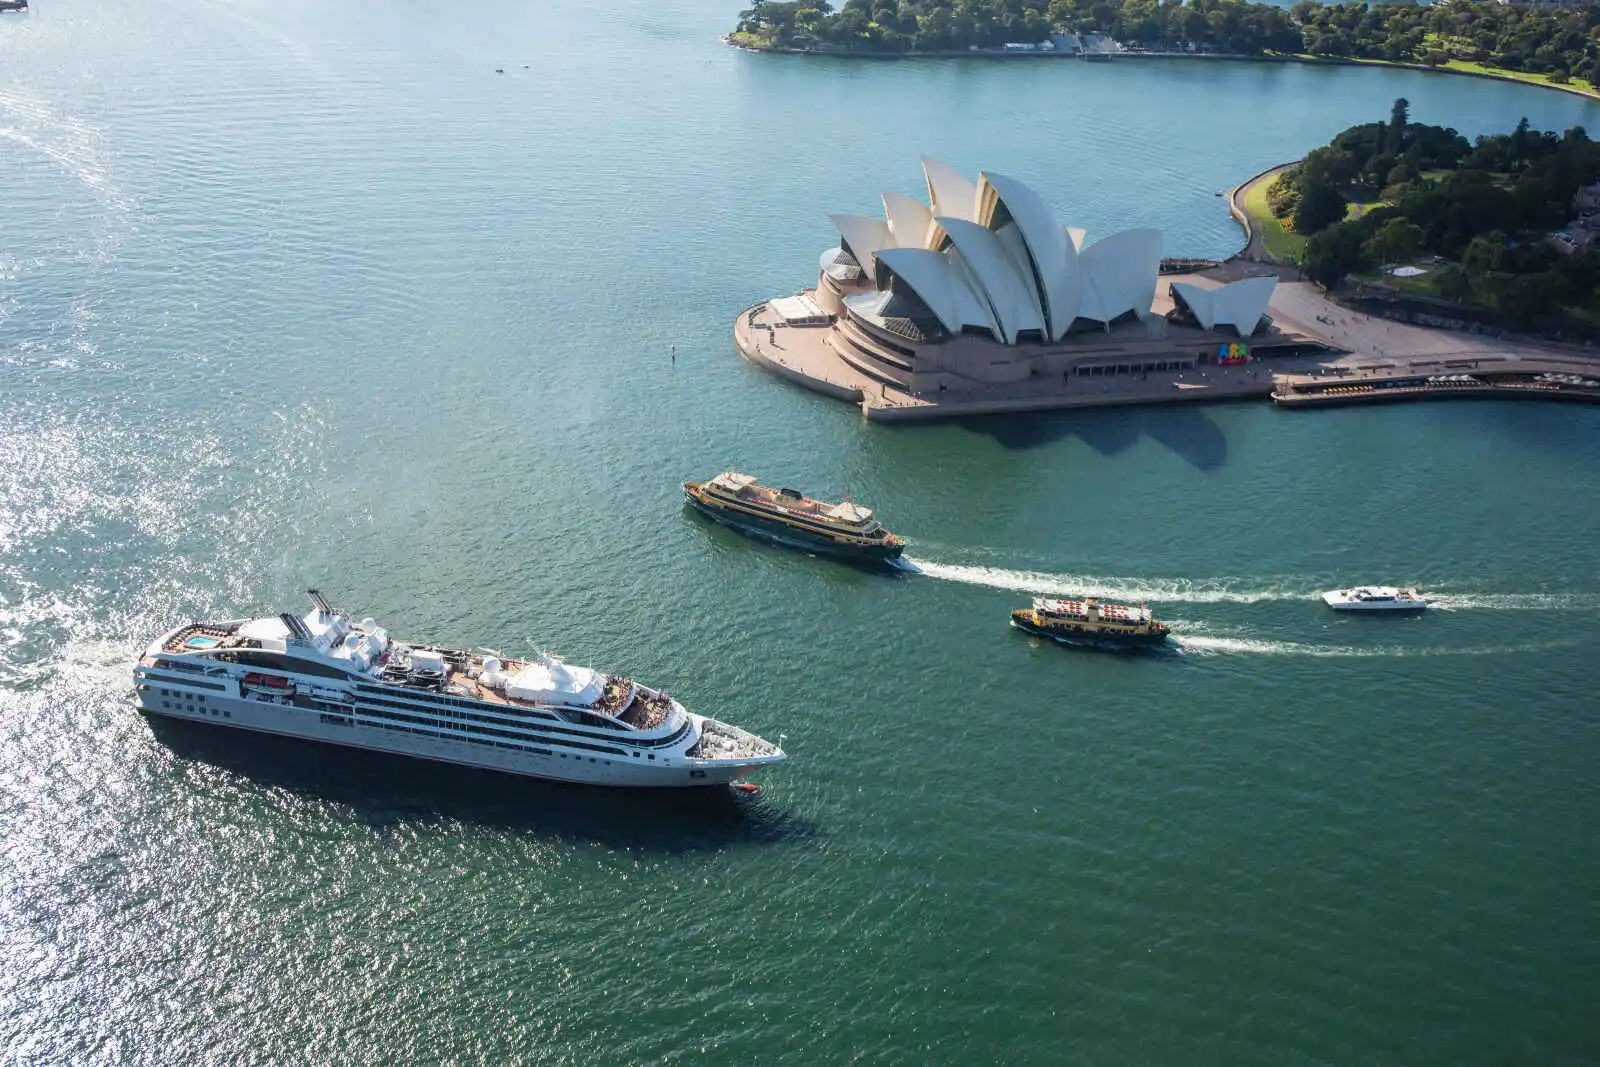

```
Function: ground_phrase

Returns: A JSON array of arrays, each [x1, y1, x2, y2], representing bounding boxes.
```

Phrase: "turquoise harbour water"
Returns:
[[3, 1, 1599, 1063]]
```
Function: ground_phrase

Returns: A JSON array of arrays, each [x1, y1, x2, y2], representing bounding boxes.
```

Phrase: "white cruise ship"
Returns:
[[133, 591, 785, 788], [1321, 586, 1428, 612]]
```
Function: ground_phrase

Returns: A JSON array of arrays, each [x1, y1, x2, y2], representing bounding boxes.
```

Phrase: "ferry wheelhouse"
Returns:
[[133, 591, 785, 788], [1010, 596, 1170, 649], [682, 472, 904, 561]]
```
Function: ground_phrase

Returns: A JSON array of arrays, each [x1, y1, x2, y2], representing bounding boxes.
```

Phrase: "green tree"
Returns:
[[1364, 217, 1425, 266], [1494, 274, 1554, 325], [1304, 220, 1370, 287], [1463, 230, 1510, 276], [1512, 116, 1531, 166], [1435, 264, 1472, 303], [1388, 97, 1409, 154], [1293, 178, 1348, 237]]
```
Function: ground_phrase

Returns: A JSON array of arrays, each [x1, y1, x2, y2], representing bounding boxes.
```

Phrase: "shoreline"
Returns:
[[1227, 162, 1299, 265], [732, 270, 1600, 421], [722, 38, 1600, 104]]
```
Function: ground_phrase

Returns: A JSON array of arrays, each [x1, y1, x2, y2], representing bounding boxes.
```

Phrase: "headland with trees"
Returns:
[[729, 0, 1600, 99], [1263, 100, 1600, 333]]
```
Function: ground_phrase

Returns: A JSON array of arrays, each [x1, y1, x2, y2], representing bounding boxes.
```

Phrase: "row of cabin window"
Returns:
[[157, 688, 230, 718], [356, 690, 645, 742], [356, 719, 626, 764], [355, 684, 693, 749], [350, 704, 630, 758]]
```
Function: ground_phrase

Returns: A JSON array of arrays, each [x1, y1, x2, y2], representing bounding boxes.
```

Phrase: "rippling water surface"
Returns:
[[2, 1, 1598, 1063]]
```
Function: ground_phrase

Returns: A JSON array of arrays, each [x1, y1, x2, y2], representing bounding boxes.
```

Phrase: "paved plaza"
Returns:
[[734, 277, 1600, 421]]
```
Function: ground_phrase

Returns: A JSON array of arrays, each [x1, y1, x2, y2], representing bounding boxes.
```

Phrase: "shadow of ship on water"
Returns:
[[145, 715, 815, 853]]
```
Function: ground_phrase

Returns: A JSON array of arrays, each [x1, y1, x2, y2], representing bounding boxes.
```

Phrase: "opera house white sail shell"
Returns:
[[1169, 277, 1277, 337], [739, 158, 1297, 413], [824, 159, 1212, 345]]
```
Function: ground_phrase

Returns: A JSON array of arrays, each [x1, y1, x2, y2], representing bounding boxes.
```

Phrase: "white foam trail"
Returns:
[[1175, 634, 1374, 657], [907, 559, 1317, 605], [58, 639, 138, 691], [908, 559, 1600, 613], [1427, 592, 1600, 612], [1174, 634, 1583, 658]]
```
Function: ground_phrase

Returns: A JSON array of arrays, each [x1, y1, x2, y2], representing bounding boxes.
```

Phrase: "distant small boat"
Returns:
[[1322, 586, 1427, 612], [0, 1, 29, 12], [1011, 596, 1170, 650], [683, 472, 905, 562]]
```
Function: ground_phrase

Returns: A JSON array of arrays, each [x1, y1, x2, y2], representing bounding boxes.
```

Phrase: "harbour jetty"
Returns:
[[1273, 362, 1600, 409]]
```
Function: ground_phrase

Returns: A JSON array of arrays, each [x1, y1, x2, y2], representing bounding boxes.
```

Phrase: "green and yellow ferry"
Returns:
[[1011, 596, 1170, 650], [683, 472, 905, 562]]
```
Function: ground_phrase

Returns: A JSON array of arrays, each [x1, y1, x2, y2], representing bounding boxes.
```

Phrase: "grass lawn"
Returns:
[[1263, 47, 1600, 100], [1360, 268, 1441, 297], [1438, 59, 1598, 95], [1241, 176, 1305, 261]]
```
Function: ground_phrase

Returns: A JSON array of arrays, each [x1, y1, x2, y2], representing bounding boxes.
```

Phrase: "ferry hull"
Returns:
[[1324, 602, 1427, 613], [1010, 614, 1169, 651], [683, 491, 904, 561], [133, 692, 778, 788], [1321, 591, 1427, 612]]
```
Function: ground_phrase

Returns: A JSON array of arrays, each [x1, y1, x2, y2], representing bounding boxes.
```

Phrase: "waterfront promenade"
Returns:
[[1228, 163, 1298, 264], [735, 274, 1600, 421]]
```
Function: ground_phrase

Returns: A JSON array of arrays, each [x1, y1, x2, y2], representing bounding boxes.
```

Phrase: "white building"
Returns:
[[788, 160, 1283, 395]]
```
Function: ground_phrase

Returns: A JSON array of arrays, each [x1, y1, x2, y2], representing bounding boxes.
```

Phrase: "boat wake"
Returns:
[[58, 638, 139, 691], [1173, 633, 1585, 658], [904, 558, 1600, 613], [1175, 634, 1381, 657], [1426, 592, 1600, 612], [904, 559, 1317, 605]]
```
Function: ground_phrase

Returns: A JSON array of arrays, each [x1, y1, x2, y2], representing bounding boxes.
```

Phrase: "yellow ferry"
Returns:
[[1011, 596, 1171, 650]]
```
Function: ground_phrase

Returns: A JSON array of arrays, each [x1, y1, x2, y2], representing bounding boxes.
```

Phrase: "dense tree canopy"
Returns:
[[734, 0, 1299, 54], [1283, 104, 1600, 323], [733, 0, 1600, 83]]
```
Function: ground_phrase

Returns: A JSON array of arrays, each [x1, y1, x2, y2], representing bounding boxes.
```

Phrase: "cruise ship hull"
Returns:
[[683, 492, 904, 561], [133, 689, 777, 788]]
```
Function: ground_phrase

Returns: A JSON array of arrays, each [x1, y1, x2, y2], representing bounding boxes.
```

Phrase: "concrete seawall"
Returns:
[[1227, 162, 1298, 264], [731, 275, 1600, 422]]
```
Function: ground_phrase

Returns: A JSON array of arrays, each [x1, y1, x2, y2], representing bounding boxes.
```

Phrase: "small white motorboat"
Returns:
[[1322, 586, 1427, 612]]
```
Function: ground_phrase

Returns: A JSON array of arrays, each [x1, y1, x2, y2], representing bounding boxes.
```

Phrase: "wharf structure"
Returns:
[[1273, 363, 1600, 408], [736, 158, 1337, 421]]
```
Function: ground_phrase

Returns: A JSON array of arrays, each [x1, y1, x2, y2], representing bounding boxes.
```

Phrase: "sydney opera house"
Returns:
[[738, 159, 1305, 414]]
